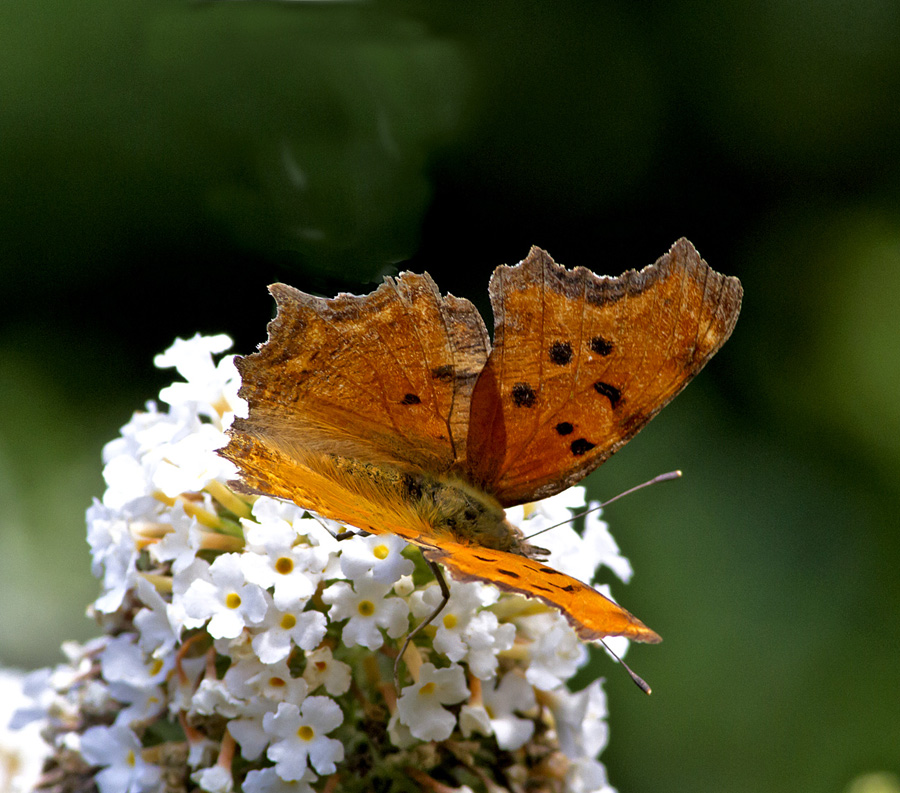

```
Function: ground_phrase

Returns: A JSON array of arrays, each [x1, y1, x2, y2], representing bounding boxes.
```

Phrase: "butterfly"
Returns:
[[220, 238, 742, 653]]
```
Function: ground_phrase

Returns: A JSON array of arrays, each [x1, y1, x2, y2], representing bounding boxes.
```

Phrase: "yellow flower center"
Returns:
[[275, 557, 294, 575], [269, 677, 286, 688], [357, 600, 375, 617], [225, 593, 242, 609], [126, 750, 136, 767], [419, 682, 436, 696], [149, 658, 164, 676], [372, 544, 390, 560], [442, 613, 458, 630], [280, 614, 297, 630], [297, 725, 315, 741]]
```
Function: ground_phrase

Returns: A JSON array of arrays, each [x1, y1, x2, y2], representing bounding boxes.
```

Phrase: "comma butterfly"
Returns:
[[221, 239, 742, 651]]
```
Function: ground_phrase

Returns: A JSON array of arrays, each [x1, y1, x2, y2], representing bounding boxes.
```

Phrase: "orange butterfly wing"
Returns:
[[226, 271, 489, 485], [465, 238, 743, 506], [420, 538, 661, 644]]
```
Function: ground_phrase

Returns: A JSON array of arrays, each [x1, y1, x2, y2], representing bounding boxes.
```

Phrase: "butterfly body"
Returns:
[[324, 454, 531, 554], [221, 239, 742, 646]]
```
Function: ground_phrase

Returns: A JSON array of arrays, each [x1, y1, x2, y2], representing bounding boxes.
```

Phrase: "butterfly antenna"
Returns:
[[525, 470, 682, 541], [601, 639, 652, 695]]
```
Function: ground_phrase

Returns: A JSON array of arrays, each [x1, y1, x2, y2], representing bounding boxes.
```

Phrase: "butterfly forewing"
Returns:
[[465, 238, 742, 507], [228, 273, 490, 478]]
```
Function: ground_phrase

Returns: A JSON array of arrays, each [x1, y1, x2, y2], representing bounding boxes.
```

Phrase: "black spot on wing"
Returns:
[[400, 393, 421, 405], [548, 340, 573, 365], [538, 565, 563, 575], [589, 336, 614, 356], [511, 382, 537, 408], [593, 381, 621, 408], [555, 421, 574, 436], [571, 438, 596, 456]]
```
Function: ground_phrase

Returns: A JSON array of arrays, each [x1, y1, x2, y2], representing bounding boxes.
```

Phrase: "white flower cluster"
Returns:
[[17, 334, 639, 793]]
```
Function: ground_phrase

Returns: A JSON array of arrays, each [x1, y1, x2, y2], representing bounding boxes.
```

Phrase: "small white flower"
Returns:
[[110, 681, 166, 728], [322, 575, 409, 650], [543, 678, 617, 793], [79, 725, 161, 793], [462, 611, 516, 680], [301, 646, 352, 697], [566, 759, 615, 793], [2, 668, 50, 793], [338, 533, 414, 584], [264, 697, 345, 778], [192, 763, 234, 793], [396, 662, 469, 742], [166, 655, 206, 718], [410, 582, 513, 678], [86, 501, 141, 614], [151, 421, 235, 498], [250, 605, 327, 664], [584, 506, 633, 583], [227, 700, 280, 762], [224, 657, 308, 706], [190, 678, 245, 719], [183, 554, 268, 639], [552, 678, 611, 763], [99, 406, 170, 511], [242, 766, 318, 793], [522, 614, 588, 691], [410, 582, 482, 662], [100, 634, 171, 689], [169, 557, 213, 631], [148, 504, 204, 574], [154, 333, 240, 424], [133, 577, 180, 659], [224, 658, 310, 760], [240, 537, 326, 611], [469, 671, 536, 750]]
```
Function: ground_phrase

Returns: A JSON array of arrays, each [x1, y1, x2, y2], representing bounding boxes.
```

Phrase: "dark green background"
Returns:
[[2, 2, 899, 791]]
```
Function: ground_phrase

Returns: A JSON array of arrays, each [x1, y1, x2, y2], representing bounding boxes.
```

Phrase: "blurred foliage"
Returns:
[[1, 1, 899, 792]]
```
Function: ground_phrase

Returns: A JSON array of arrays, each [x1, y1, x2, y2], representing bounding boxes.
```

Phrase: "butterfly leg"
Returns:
[[393, 559, 451, 691]]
